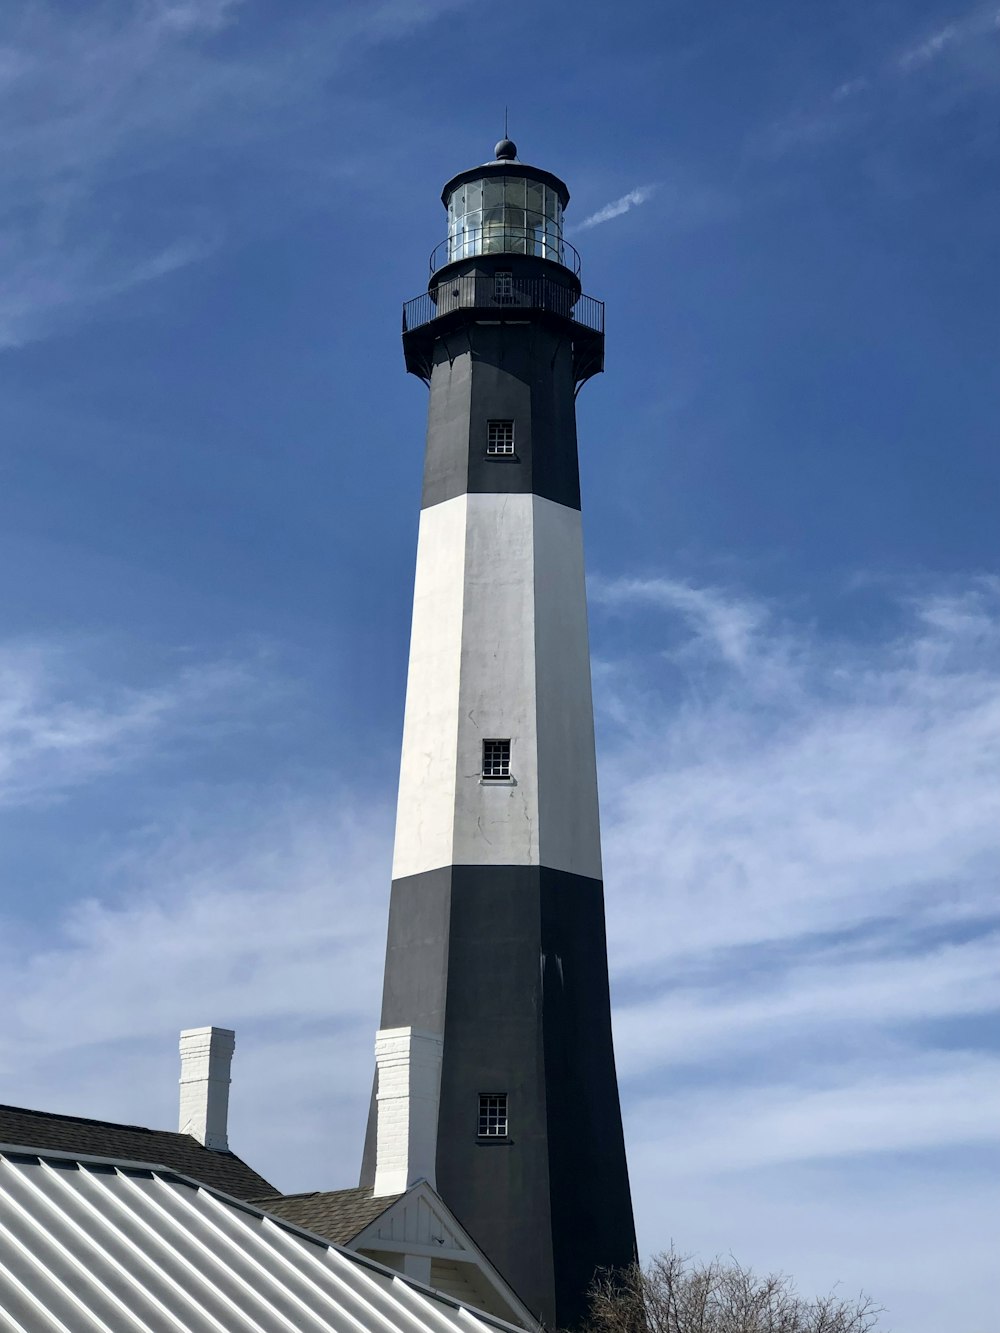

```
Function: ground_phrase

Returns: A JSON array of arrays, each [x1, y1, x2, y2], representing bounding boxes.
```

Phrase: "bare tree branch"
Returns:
[[579, 1248, 886, 1333]]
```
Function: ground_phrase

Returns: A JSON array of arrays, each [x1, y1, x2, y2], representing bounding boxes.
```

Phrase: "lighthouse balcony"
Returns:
[[402, 272, 605, 385]]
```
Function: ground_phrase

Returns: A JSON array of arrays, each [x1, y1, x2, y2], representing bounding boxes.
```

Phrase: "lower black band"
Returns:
[[360, 864, 637, 1329]]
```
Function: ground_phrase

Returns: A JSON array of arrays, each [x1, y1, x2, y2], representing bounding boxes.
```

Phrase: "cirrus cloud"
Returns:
[[576, 184, 657, 230]]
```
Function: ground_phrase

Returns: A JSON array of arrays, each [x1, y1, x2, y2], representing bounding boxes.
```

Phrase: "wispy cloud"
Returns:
[[591, 576, 771, 671], [591, 572, 1000, 1327], [0, 2, 255, 344], [596, 574, 1000, 974], [576, 185, 657, 230], [755, 2, 1000, 158], [0, 0, 465, 346], [0, 234, 221, 350], [152, 0, 245, 35], [895, 6, 1000, 72], [630, 1051, 1000, 1174], [831, 76, 870, 101], [898, 22, 962, 71], [0, 639, 275, 807], [592, 567, 1000, 1296]]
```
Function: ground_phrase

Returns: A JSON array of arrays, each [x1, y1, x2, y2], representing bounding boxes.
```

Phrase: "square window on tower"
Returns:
[[478, 1093, 508, 1138], [486, 421, 515, 457], [481, 738, 511, 779]]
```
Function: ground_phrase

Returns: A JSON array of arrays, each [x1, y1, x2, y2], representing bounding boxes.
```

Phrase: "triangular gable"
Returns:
[[353, 1180, 468, 1254], [351, 1180, 540, 1331]]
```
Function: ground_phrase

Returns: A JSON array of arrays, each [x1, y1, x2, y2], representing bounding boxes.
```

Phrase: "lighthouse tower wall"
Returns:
[[362, 147, 637, 1330]]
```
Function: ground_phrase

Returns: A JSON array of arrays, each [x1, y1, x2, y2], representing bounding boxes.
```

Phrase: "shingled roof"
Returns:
[[251, 1185, 403, 1244], [0, 1102, 277, 1200]]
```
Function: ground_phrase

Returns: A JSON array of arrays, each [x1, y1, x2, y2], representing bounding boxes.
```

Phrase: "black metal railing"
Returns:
[[402, 276, 603, 336], [429, 232, 583, 277]]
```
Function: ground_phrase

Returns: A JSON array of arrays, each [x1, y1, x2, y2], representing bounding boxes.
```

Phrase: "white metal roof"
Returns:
[[0, 1145, 526, 1333]]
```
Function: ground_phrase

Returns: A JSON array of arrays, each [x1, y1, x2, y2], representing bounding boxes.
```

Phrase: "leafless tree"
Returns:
[[581, 1248, 885, 1333]]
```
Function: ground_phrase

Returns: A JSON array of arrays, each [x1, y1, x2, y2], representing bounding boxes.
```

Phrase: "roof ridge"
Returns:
[[0, 1103, 165, 1134]]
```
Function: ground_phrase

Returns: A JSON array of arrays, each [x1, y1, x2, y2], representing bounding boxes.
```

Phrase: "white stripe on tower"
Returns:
[[392, 490, 602, 882]]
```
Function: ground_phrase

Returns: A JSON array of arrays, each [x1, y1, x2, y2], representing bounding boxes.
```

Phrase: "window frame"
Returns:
[[486, 420, 516, 458], [481, 738, 511, 780], [477, 1093, 509, 1139]]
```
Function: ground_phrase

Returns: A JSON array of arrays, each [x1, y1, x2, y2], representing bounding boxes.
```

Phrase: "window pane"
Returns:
[[525, 180, 544, 214], [483, 177, 504, 209], [525, 211, 544, 255], [504, 176, 525, 208], [465, 179, 482, 211], [543, 186, 559, 219]]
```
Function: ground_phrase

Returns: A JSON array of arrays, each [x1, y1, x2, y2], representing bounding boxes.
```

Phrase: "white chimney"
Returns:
[[178, 1026, 235, 1151], [373, 1026, 443, 1197]]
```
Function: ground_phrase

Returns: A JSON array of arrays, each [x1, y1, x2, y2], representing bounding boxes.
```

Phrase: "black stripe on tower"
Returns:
[[421, 320, 582, 512], [360, 864, 638, 1330]]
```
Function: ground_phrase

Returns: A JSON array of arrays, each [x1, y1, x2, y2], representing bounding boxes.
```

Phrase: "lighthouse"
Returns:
[[360, 139, 636, 1330]]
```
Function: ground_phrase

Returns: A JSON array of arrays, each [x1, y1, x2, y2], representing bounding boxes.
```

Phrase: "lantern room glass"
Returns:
[[446, 175, 565, 266]]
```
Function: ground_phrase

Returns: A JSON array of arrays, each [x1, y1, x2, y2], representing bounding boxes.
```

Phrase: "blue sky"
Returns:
[[1, 1, 999, 1328]]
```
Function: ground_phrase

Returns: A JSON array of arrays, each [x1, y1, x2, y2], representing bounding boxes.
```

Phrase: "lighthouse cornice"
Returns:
[[440, 158, 570, 211]]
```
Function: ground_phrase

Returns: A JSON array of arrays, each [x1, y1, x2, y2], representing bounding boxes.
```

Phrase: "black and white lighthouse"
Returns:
[[360, 139, 637, 1330]]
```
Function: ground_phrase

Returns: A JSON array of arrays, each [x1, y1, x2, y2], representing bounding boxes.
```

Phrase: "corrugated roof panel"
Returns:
[[0, 1253, 82, 1333], [158, 1179, 353, 1333], [74, 1164, 258, 1331], [390, 1273, 485, 1333], [21, 1167, 167, 1330], [198, 1192, 404, 1333], [35, 1158, 201, 1330], [0, 1149, 525, 1333], [261, 1213, 442, 1333], [114, 1170, 310, 1331], [0, 1166, 129, 1332]]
